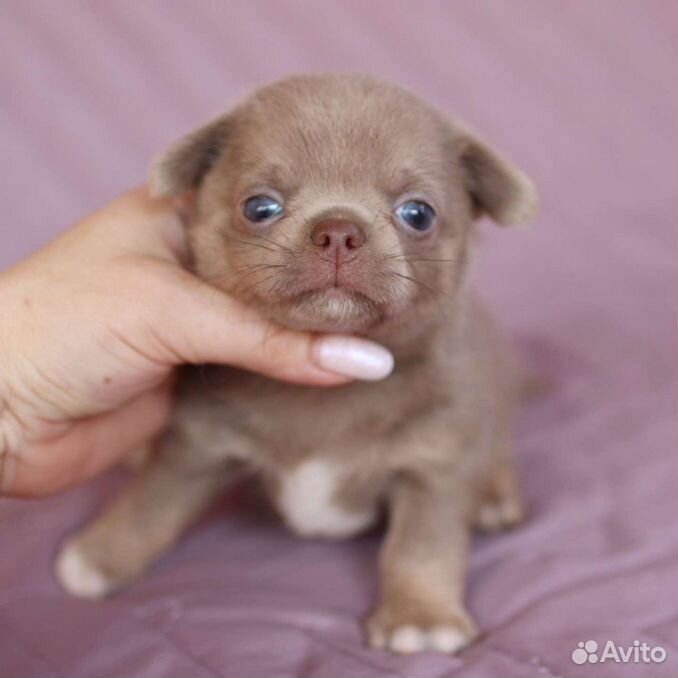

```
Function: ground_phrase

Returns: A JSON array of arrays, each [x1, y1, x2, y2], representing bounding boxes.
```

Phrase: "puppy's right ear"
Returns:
[[149, 114, 230, 198]]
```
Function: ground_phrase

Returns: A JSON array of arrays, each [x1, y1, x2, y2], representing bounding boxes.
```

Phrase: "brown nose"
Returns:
[[311, 220, 366, 261]]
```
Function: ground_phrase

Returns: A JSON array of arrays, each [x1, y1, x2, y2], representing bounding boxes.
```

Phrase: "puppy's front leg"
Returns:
[[55, 443, 229, 599], [367, 475, 477, 654]]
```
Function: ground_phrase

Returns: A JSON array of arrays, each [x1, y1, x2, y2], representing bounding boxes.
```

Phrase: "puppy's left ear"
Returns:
[[457, 132, 538, 226]]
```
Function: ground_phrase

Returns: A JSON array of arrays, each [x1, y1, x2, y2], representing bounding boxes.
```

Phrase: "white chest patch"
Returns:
[[277, 459, 375, 538]]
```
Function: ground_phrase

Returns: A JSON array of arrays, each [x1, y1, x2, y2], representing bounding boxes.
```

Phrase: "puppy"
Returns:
[[55, 74, 536, 655]]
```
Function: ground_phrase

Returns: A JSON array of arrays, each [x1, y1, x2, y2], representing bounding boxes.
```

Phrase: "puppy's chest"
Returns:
[[178, 365, 446, 537], [267, 457, 379, 538], [194, 366, 433, 456]]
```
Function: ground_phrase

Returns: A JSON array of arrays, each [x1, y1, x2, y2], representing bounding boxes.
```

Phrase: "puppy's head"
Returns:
[[151, 75, 536, 334]]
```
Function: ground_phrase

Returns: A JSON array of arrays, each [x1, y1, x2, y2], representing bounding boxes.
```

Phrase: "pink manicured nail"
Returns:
[[313, 336, 394, 381]]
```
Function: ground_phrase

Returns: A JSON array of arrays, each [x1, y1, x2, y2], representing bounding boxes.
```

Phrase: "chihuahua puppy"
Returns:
[[55, 74, 536, 655]]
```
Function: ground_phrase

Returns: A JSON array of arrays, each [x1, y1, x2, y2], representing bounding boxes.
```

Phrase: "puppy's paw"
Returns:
[[366, 605, 477, 654], [474, 494, 524, 533], [55, 540, 118, 600], [369, 623, 471, 654]]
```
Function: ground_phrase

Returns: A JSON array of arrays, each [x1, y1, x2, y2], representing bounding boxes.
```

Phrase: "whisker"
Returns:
[[387, 255, 459, 264], [213, 263, 288, 290], [256, 233, 294, 254], [222, 237, 283, 255], [389, 271, 438, 297], [237, 270, 284, 299]]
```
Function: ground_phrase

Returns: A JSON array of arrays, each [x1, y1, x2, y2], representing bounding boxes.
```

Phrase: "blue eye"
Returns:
[[395, 200, 436, 232], [243, 195, 284, 223]]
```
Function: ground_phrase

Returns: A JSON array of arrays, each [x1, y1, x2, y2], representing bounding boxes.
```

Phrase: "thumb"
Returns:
[[160, 273, 395, 386]]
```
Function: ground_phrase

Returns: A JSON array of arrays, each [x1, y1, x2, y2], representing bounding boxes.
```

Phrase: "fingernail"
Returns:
[[313, 336, 394, 381]]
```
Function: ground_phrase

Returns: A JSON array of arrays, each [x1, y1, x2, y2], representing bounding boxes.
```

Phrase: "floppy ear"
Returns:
[[458, 133, 537, 226], [149, 113, 231, 198]]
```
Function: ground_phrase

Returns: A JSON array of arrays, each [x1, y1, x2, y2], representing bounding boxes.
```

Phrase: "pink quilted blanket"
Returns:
[[0, 2, 675, 676]]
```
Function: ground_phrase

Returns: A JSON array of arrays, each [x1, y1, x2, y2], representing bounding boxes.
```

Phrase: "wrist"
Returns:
[[0, 272, 24, 494], [0, 385, 20, 495], [0, 356, 28, 493]]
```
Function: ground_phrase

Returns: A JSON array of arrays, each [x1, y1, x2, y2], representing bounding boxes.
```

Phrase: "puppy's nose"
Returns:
[[311, 220, 366, 261]]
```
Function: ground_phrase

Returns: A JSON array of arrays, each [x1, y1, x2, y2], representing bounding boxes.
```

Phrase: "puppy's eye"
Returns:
[[395, 200, 436, 232], [243, 195, 284, 223]]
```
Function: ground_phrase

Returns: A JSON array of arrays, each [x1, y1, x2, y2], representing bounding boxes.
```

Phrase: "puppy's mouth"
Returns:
[[235, 247, 405, 332], [275, 285, 384, 333], [288, 287, 382, 332]]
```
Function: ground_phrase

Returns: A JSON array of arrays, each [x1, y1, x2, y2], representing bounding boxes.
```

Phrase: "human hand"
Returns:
[[0, 188, 393, 497]]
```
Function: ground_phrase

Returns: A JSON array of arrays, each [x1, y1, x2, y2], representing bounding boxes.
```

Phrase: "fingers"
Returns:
[[114, 187, 189, 262], [162, 275, 394, 386], [62, 187, 188, 266], [3, 382, 173, 497]]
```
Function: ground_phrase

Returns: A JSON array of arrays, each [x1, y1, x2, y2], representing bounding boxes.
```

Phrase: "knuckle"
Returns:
[[258, 328, 308, 372]]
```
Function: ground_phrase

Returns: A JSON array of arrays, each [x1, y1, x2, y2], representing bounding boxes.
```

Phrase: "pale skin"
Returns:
[[0, 188, 393, 497]]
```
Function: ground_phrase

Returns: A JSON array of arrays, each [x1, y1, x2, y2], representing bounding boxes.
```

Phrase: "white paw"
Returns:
[[55, 542, 114, 600], [369, 623, 472, 655], [475, 498, 523, 532]]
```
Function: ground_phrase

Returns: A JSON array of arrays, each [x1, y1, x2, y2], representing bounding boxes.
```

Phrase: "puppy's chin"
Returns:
[[264, 288, 384, 333]]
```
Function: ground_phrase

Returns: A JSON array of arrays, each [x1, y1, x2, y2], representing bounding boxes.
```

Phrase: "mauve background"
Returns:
[[0, 2, 675, 677]]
